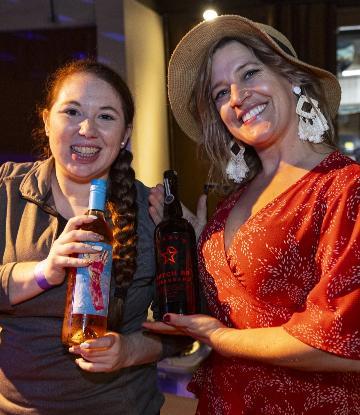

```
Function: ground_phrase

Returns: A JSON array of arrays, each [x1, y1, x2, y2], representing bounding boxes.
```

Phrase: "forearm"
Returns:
[[122, 330, 193, 368], [8, 262, 46, 304], [211, 326, 360, 372], [122, 330, 164, 367]]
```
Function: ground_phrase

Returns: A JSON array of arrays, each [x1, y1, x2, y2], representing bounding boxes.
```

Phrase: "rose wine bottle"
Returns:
[[62, 179, 113, 346], [154, 170, 199, 319]]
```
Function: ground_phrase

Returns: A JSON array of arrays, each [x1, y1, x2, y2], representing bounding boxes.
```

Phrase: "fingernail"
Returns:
[[88, 215, 98, 220], [92, 245, 103, 251], [163, 314, 170, 323], [80, 342, 90, 349]]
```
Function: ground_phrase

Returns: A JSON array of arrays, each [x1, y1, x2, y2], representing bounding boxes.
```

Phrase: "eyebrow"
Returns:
[[99, 105, 121, 115], [211, 61, 260, 92], [61, 100, 121, 115]]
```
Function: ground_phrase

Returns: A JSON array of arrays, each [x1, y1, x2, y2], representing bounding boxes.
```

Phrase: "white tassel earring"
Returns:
[[225, 140, 249, 183], [293, 86, 329, 143]]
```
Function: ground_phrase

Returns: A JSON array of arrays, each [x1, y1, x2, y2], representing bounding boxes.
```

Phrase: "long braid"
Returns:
[[107, 149, 137, 330]]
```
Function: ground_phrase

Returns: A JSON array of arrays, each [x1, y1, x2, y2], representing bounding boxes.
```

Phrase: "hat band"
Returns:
[[269, 35, 295, 57]]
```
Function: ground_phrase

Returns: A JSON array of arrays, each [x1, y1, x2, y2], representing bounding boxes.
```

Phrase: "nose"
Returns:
[[230, 85, 251, 107], [78, 118, 97, 138]]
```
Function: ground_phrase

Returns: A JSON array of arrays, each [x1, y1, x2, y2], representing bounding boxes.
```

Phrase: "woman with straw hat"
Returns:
[[145, 15, 360, 414]]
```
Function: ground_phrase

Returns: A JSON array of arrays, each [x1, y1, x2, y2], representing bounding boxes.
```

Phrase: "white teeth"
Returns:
[[71, 146, 100, 156], [242, 104, 266, 123]]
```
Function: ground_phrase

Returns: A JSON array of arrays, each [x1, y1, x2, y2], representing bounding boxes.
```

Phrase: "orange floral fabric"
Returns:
[[189, 151, 360, 414]]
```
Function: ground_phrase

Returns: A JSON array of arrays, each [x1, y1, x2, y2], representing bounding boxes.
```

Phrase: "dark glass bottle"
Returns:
[[62, 179, 113, 346], [154, 170, 199, 319]]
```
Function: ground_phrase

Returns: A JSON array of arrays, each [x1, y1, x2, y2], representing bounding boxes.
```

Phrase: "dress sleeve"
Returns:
[[283, 175, 360, 359]]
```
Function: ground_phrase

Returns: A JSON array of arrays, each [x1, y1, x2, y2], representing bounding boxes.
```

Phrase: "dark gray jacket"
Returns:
[[0, 158, 163, 415]]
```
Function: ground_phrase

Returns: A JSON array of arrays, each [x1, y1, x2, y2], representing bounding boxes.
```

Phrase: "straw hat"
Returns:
[[168, 15, 341, 142]]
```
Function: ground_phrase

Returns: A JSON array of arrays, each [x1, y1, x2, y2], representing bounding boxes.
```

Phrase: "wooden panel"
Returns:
[[161, 393, 198, 415]]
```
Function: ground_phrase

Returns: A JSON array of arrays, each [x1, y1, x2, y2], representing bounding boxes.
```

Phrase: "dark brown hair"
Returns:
[[190, 35, 336, 192], [34, 59, 137, 329]]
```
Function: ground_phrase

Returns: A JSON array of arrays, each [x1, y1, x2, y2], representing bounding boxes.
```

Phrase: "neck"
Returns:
[[255, 136, 333, 178], [51, 171, 93, 218]]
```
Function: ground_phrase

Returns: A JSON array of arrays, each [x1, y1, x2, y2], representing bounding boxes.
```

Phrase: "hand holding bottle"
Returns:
[[148, 184, 208, 240], [68, 330, 161, 373], [41, 214, 104, 286], [68, 332, 128, 373]]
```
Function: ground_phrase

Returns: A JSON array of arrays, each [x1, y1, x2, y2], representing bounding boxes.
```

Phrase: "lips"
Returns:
[[241, 104, 267, 124]]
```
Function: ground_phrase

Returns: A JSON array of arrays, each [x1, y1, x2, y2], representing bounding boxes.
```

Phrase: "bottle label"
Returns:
[[156, 232, 195, 306], [72, 242, 112, 316]]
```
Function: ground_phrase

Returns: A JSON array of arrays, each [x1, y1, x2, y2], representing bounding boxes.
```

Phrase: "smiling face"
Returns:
[[210, 41, 298, 151], [43, 72, 131, 184]]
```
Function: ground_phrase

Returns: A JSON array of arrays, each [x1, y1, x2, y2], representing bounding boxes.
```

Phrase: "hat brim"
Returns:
[[168, 15, 341, 142]]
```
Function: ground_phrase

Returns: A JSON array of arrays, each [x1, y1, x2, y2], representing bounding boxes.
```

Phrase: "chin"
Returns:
[[64, 169, 103, 183]]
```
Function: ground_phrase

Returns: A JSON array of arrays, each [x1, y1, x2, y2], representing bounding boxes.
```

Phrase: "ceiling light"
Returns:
[[342, 69, 360, 77], [203, 8, 218, 21], [338, 25, 360, 32], [344, 141, 355, 151]]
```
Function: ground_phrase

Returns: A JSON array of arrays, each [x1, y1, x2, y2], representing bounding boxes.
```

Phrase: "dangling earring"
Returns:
[[225, 140, 249, 183], [293, 86, 328, 143]]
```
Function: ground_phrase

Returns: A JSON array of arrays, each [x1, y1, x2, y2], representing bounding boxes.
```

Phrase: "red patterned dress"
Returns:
[[188, 151, 360, 414]]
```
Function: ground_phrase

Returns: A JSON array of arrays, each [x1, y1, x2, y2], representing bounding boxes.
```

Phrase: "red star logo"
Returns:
[[161, 246, 178, 264]]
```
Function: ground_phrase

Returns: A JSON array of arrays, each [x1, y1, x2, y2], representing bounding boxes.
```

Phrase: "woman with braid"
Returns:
[[0, 60, 185, 415]]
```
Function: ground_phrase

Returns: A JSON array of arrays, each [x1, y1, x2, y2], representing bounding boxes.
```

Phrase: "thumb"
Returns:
[[80, 332, 116, 350]]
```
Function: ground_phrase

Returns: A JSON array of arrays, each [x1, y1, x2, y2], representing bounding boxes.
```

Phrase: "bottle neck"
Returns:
[[88, 187, 106, 212], [164, 201, 182, 220], [163, 173, 183, 220]]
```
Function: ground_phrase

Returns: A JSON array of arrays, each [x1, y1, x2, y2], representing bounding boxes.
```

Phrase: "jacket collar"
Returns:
[[19, 157, 57, 214]]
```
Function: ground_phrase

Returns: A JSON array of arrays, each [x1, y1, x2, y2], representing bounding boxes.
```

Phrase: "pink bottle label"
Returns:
[[72, 242, 112, 316]]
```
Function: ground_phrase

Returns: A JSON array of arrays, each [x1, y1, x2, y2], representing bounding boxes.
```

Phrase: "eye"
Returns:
[[63, 108, 79, 116], [244, 69, 260, 80], [99, 113, 115, 121], [213, 88, 230, 102]]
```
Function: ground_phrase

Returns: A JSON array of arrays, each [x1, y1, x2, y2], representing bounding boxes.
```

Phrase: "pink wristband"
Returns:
[[34, 260, 55, 291]]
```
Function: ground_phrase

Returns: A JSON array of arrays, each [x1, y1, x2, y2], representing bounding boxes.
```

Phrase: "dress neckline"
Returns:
[[222, 150, 339, 256]]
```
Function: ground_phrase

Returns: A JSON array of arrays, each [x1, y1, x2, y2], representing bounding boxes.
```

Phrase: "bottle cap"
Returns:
[[90, 179, 107, 191], [89, 179, 107, 211]]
